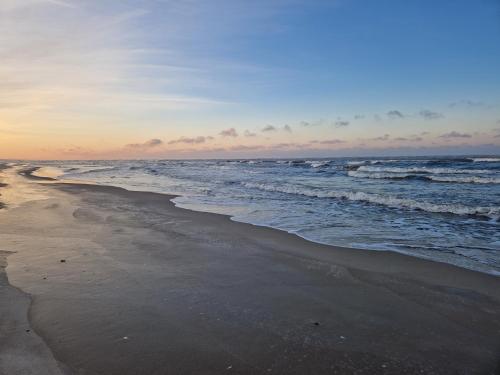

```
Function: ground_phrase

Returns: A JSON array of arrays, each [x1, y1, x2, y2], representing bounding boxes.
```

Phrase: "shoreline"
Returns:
[[1, 165, 500, 374], [28, 164, 500, 277]]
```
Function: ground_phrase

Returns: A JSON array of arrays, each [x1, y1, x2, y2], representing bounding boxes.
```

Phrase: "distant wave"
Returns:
[[425, 158, 474, 165], [349, 171, 500, 184], [357, 165, 491, 174], [243, 182, 500, 219], [472, 158, 500, 163], [427, 175, 500, 184], [346, 159, 398, 166]]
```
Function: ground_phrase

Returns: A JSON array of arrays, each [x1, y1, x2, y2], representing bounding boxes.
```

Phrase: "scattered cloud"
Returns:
[[439, 131, 472, 139], [125, 138, 163, 149], [168, 136, 213, 145], [354, 114, 365, 120], [419, 110, 444, 120], [335, 120, 349, 127], [387, 110, 404, 119], [244, 130, 257, 137], [220, 128, 238, 137], [283, 124, 292, 133], [262, 125, 277, 132]]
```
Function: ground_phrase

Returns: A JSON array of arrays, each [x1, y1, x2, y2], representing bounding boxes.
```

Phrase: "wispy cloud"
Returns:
[[283, 124, 292, 133], [220, 128, 238, 137], [0, 0, 232, 124]]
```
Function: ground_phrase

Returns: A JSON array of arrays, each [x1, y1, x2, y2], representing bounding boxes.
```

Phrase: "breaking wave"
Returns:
[[357, 165, 490, 174], [243, 182, 500, 219], [305, 160, 331, 168], [472, 158, 500, 163], [349, 171, 500, 184]]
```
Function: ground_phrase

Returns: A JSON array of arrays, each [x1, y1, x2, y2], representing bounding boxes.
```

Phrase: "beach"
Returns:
[[1, 164, 499, 374]]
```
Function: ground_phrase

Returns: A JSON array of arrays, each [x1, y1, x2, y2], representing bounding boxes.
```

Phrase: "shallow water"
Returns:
[[29, 156, 500, 275]]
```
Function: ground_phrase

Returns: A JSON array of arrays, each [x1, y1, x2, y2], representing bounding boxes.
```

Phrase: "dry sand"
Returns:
[[0, 165, 499, 374]]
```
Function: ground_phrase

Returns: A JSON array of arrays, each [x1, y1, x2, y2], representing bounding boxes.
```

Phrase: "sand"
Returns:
[[0, 164, 499, 374]]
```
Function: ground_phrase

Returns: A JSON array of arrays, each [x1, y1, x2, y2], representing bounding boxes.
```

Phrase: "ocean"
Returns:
[[32, 156, 500, 275]]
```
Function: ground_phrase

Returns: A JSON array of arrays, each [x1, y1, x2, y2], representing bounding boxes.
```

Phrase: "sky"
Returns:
[[1, 0, 499, 159]]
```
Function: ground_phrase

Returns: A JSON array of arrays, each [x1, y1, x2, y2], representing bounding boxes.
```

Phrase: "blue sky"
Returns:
[[0, 0, 499, 158]]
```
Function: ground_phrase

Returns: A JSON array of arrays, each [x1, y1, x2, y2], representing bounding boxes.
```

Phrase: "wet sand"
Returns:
[[0, 251, 67, 375], [1, 165, 500, 374]]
